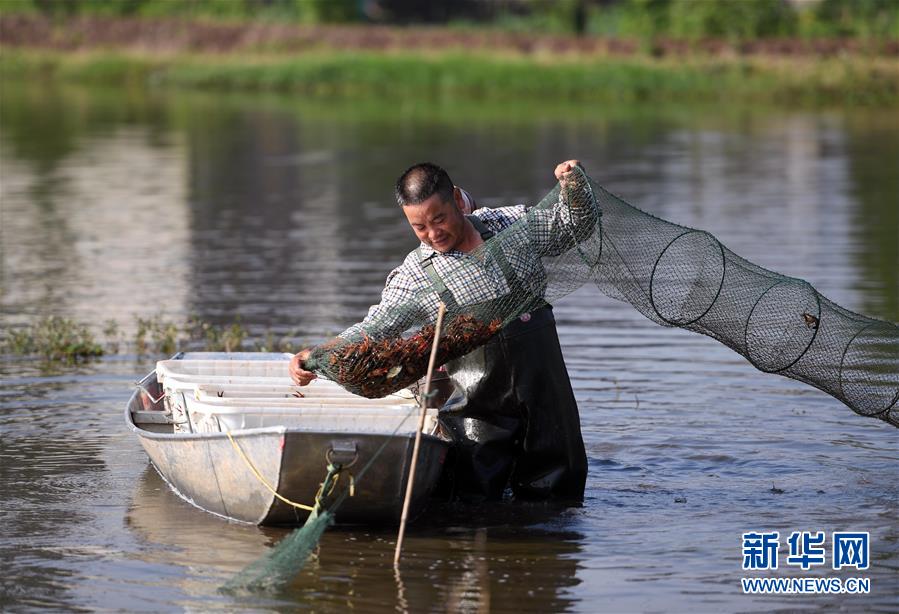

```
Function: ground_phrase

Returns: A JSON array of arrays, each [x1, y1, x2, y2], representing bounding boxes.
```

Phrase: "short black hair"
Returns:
[[395, 162, 455, 207]]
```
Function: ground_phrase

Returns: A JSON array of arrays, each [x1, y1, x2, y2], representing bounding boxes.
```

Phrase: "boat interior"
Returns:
[[130, 357, 439, 437]]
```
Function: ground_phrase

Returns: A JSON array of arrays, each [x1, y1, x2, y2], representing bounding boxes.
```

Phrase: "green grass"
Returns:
[[2, 48, 897, 105]]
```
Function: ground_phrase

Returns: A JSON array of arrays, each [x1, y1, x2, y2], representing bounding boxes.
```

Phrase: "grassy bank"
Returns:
[[3, 48, 898, 106]]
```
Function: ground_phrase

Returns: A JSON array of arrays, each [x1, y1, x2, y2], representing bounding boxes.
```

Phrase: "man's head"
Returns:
[[395, 162, 468, 253]]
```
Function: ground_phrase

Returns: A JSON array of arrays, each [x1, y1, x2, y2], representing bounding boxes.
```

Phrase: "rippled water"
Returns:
[[1, 82, 897, 612]]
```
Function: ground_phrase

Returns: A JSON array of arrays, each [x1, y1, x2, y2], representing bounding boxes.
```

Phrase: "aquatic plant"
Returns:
[[254, 330, 296, 354], [183, 316, 248, 352], [3, 314, 295, 362], [135, 315, 179, 356], [1, 316, 104, 363], [103, 319, 122, 354]]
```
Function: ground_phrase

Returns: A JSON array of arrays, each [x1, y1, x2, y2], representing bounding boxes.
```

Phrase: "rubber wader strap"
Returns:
[[467, 215, 494, 240], [417, 214, 545, 315], [418, 249, 459, 311], [473, 215, 547, 314]]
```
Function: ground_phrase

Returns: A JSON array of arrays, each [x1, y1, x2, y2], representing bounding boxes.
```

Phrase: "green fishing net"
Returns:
[[223, 507, 334, 593], [304, 167, 899, 427]]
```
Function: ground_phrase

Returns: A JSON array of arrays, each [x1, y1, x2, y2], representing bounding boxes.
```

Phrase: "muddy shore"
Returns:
[[3, 14, 897, 58]]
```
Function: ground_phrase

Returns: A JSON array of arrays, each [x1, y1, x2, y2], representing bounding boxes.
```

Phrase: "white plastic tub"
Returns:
[[193, 384, 413, 407], [157, 359, 294, 431], [156, 359, 292, 384], [185, 396, 435, 434], [155, 357, 429, 434], [191, 378, 415, 399]]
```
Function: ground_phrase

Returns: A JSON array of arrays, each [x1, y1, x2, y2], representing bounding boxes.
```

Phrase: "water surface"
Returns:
[[1, 83, 897, 612]]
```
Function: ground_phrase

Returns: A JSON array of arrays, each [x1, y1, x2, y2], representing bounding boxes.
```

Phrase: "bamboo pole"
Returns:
[[394, 302, 447, 566]]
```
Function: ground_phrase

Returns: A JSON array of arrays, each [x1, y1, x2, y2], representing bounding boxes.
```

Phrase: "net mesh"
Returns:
[[304, 167, 899, 427], [222, 508, 333, 594]]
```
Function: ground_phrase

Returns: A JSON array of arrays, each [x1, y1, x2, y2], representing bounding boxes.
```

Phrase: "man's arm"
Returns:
[[555, 160, 582, 184], [289, 261, 429, 385], [336, 262, 429, 341], [526, 159, 597, 256], [289, 348, 317, 385]]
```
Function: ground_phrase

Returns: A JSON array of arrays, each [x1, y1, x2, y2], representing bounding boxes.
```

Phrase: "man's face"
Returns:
[[402, 190, 466, 253]]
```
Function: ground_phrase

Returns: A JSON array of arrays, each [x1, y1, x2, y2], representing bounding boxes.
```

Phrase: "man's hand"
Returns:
[[554, 159, 583, 182], [289, 348, 317, 386]]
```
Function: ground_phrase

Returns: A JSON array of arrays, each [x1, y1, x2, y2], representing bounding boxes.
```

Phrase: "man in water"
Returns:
[[290, 160, 588, 501]]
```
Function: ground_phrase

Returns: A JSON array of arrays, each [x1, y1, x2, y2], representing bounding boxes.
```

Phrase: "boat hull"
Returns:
[[127, 385, 449, 525]]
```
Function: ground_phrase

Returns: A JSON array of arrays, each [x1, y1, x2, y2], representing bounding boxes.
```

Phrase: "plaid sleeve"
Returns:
[[338, 253, 434, 340], [525, 175, 599, 256]]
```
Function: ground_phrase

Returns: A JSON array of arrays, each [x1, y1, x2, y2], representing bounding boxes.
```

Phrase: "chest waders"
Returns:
[[417, 216, 588, 501]]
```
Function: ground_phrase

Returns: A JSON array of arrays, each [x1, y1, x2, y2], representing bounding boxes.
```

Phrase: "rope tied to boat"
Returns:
[[313, 462, 349, 512], [223, 400, 425, 593], [224, 429, 316, 512], [224, 429, 356, 516]]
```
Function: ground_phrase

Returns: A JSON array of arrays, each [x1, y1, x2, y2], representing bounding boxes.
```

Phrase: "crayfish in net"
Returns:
[[311, 313, 503, 398]]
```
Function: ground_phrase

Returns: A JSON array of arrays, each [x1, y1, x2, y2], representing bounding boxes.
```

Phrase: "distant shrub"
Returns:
[[806, 0, 899, 38], [0, 0, 360, 23], [667, 0, 798, 40], [2, 0, 897, 40]]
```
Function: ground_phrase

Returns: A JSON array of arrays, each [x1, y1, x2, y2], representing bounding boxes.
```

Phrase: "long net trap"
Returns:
[[304, 168, 899, 427]]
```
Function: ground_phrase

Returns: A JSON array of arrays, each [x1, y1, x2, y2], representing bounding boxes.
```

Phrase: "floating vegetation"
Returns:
[[135, 315, 180, 356], [2, 316, 103, 363], [2, 314, 297, 362], [254, 330, 296, 354], [184, 317, 249, 353], [102, 319, 123, 354]]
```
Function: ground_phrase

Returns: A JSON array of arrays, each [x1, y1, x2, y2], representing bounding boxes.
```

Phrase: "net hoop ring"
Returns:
[[649, 229, 726, 327], [567, 165, 603, 271], [744, 279, 821, 374], [838, 321, 899, 417]]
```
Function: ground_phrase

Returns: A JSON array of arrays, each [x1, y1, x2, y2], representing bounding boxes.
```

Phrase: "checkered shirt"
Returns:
[[339, 190, 593, 340]]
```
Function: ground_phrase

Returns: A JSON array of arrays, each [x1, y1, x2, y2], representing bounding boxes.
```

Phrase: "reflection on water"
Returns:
[[1, 81, 897, 611], [843, 112, 899, 318], [126, 468, 584, 611]]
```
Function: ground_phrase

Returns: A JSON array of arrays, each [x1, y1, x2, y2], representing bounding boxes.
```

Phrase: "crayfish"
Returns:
[[310, 313, 503, 398]]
